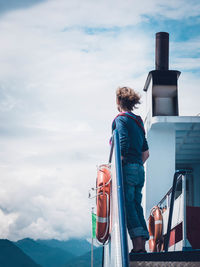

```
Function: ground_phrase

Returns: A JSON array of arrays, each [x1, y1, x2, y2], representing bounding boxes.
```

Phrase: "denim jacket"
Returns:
[[112, 112, 148, 165]]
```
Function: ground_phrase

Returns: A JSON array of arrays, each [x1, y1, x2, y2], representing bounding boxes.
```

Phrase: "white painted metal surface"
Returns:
[[162, 194, 183, 235], [182, 175, 186, 249], [156, 173, 192, 251], [104, 151, 122, 267], [145, 116, 200, 214]]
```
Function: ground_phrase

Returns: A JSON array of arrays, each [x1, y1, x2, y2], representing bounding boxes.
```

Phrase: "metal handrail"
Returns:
[[158, 169, 192, 208], [113, 130, 129, 267], [158, 174, 182, 208], [164, 170, 187, 252], [102, 130, 129, 267]]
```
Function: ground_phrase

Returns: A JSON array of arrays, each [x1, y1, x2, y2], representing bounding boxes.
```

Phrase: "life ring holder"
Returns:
[[89, 164, 112, 246], [97, 165, 111, 245]]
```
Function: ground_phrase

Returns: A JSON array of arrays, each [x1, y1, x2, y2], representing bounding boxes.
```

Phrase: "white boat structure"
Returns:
[[144, 32, 200, 254], [92, 32, 200, 266]]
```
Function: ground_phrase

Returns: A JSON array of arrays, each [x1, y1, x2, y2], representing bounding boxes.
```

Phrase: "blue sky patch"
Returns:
[[83, 26, 121, 35], [140, 15, 200, 42]]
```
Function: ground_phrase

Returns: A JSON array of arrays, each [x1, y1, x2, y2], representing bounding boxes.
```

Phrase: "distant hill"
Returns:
[[63, 247, 103, 267], [14, 237, 101, 267], [37, 238, 91, 257], [15, 238, 74, 267], [0, 239, 41, 267]]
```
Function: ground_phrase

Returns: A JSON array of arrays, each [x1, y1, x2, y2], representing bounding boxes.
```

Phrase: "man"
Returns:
[[112, 86, 149, 253]]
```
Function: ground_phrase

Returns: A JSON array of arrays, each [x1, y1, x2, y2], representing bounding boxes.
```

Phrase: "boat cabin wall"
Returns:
[[176, 163, 200, 207], [145, 124, 176, 213]]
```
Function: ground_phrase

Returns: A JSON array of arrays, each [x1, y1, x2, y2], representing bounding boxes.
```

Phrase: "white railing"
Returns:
[[158, 171, 192, 251]]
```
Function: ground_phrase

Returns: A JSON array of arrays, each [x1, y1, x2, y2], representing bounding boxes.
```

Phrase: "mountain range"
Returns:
[[0, 237, 103, 267], [0, 239, 41, 267]]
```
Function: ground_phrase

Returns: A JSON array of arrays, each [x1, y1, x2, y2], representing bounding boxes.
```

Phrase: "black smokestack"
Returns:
[[155, 32, 169, 70]]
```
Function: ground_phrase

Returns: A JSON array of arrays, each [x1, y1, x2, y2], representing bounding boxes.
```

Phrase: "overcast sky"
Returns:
[[0, 0, 200, 241]]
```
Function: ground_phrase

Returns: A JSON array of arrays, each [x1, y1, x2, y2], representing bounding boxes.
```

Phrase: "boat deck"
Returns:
[[130, 250, 200, 267], [130, 262, 200, 266]]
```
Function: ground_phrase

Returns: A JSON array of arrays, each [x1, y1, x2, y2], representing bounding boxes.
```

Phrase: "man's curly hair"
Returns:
[[116, 87, 141, 111]]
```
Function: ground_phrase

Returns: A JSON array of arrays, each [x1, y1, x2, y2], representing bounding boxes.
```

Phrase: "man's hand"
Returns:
[[142, 150, 149, 164]]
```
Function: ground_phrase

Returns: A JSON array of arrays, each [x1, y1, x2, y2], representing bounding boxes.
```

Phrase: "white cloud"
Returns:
[[0, 209, 18, 239], [0, 0, 199, 241]]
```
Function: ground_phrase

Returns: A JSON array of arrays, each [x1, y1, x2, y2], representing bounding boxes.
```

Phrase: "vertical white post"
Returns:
[[91, 207, 94, 267], [182, 175, 187, 249], [166, 194, 169, 209]]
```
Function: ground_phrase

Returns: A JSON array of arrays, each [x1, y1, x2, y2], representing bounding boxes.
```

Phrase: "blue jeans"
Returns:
[[122, 163, 149, 240]]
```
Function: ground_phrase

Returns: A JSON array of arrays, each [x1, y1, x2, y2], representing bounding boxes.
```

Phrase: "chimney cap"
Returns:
[[156, 32, 169, 37]]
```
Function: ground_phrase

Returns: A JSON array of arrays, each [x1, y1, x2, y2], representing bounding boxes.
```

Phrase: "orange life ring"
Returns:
[[96, 164, 111, 244], [148, 206, 163, 252]]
